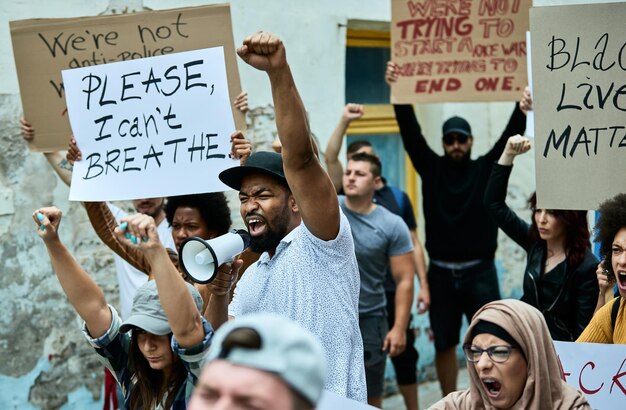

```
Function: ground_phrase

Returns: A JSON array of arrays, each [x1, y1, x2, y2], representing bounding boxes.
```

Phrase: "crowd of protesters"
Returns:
[[21, 29, 626, 410]]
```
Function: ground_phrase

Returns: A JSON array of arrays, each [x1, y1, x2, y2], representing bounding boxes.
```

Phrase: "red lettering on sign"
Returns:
[[579, 362, 604, 395], [610, 358, 626, 396]]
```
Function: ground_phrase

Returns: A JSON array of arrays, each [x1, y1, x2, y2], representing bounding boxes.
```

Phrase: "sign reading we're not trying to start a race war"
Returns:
[[531, 2, 626, 210], [63, 47, 237, 201], [390, 0, 531, 103]]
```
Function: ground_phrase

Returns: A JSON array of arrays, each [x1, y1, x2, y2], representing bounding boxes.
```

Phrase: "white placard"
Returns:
[[63, 46, 237, 201], [525, 31, 534, 138], [554, 341, 626, 409]]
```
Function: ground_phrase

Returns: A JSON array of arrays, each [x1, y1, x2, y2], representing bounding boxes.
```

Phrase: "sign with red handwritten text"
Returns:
[[63, 47, 237, 201], [390, 0, 530, 103], [10, 4, 244, 152], [530, 2, 626, 210], [554, 341, 626, 409]]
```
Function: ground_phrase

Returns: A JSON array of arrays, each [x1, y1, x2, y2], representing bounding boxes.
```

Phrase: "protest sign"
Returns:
[[63, 46, 237, 201], [390, 0, 530, 103], [530, 2, 626, 210], [10, 4, 244, 152], [554, 341, 626, 409]]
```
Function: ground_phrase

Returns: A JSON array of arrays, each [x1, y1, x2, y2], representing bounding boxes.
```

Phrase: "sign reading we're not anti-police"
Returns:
[[10, 4, 244, 152], [531, 2, 626, 210], [63, 46, 237, 201]]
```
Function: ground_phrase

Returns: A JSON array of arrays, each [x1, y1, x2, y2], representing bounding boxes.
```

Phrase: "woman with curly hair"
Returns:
[[484, 135, 598, 341], [578, 193, 626, 344]]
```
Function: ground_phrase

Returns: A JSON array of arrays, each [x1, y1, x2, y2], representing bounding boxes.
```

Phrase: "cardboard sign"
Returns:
[[63, 47, 237, 201], [390, 0, 530, 103], [10, 4, 244, 152], [530, 2, 626, 210], [554, 341, 626, 409]]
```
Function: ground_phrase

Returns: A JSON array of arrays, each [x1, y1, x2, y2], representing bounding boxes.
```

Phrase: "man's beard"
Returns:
[[249, 204, 292, 253], [445, 148, 471, 163]]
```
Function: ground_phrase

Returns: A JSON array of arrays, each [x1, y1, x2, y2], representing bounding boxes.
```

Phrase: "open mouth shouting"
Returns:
[[246, 215, 267, 237], [616, 269, 626, 292], [482, 377, 502, 399]]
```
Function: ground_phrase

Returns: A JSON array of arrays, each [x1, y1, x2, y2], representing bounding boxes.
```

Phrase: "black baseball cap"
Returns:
[[442, 116, 471, 137], [219, 151, 288, 191]]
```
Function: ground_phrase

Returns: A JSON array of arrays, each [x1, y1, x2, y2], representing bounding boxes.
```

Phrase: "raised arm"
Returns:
[[386, 62, 438, 174], [83, 201, 151, 275], [21, 118, 73, 186], [116, 214, 204, 348], [34, 207, 111, 338], [484, 135, 533, 250], [325, 103, 364, 193], [237, 32, 339, 240]]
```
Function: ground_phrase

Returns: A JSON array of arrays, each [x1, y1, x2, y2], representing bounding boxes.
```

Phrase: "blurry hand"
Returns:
[[66, 137, 82, 165], [20, 117, 35, 142], [520, 86, 533, 115], [385, 61, 399, 86], [233, 91, 249, 113], [230, 131, 252, 165]]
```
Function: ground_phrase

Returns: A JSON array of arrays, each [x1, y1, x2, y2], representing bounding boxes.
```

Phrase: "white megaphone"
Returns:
[[180, 229, 251, 284]]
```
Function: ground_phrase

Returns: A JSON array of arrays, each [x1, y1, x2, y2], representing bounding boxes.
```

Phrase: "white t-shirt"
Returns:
[[108, 203, 175, 319], [229, 211, 367, 402]]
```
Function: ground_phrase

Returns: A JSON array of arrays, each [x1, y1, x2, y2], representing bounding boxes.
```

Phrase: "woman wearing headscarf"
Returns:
[[429, 299, 590, 409]]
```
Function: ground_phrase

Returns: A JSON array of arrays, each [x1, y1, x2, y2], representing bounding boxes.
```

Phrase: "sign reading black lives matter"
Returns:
[[530, 2, 626, 210], [63, 47, 237, 201], [10, 4, 244, 152]]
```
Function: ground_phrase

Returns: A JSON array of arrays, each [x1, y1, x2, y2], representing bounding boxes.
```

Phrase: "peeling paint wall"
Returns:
[[1, 0, 597, 407]]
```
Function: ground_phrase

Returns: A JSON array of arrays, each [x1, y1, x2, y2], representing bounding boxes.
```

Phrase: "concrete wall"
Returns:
[[0, 0, 606, 407]]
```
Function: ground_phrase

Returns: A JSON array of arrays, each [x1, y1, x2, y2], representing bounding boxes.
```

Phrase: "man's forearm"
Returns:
[[325, 117, 350, 192], [268, 66, 312, 163], [393, 279, 413, 331], [204, 294, 229, 330]]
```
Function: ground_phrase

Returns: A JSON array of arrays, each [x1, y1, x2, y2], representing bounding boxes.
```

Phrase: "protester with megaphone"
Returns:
[[33, 206, 214, 409], [213, 31, 367, 402]]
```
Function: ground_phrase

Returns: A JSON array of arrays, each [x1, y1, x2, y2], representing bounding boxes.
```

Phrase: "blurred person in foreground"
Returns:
[[189, 313, 325, 410]]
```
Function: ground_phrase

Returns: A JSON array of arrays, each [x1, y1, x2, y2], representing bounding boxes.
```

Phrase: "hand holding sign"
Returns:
[[519, 86, 533, 115], [385, 61, 399, 87]]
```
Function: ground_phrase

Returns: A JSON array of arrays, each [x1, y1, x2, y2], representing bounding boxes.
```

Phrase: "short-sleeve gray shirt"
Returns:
[[229, 211, 367, 402], [339, 197, 414, 316]]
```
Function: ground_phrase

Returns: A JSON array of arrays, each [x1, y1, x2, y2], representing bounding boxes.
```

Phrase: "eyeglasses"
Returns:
[[463, 344, 515, 363], [443, 133, 470, 145]]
